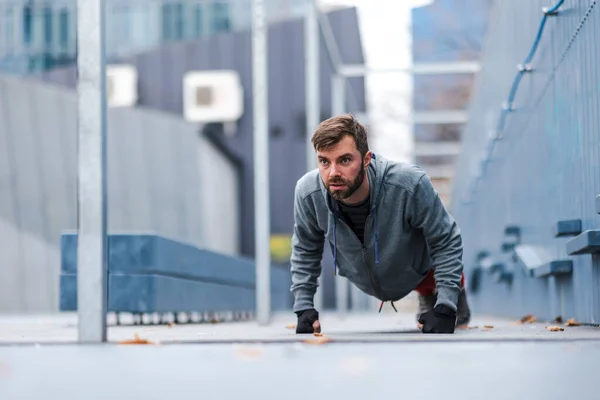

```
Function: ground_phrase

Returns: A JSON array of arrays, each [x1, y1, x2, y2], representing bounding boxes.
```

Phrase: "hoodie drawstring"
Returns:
[[373, 207, 379, 266], [333, 218, 338, 275], [373, 209, 395, 312]]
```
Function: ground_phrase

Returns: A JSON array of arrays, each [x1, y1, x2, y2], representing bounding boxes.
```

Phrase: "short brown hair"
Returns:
[[311, 114, 369, 158]]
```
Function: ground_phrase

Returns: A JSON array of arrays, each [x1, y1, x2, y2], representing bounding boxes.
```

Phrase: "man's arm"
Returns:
[[407, 172, 463, 312], [290, 184, 325, 313]]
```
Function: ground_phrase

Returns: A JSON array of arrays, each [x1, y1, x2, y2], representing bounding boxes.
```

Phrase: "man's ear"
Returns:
[[363, 151, 372, 169]]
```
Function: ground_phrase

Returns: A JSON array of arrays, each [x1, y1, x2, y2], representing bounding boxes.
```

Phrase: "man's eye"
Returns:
[[320, 160, 329, 165], [342, 158, 350, 164]]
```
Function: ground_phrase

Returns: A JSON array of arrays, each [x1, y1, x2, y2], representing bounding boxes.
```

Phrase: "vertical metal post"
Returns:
[[305, 0, 323, 311], [331, 74, 349, 313], [76, 0, 108, 342], [331, 74, 345, 117], [252, 0, 271, 325]]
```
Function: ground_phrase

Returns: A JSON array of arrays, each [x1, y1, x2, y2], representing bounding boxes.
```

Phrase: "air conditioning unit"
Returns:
[[183, 70, 244, 130], [106, 64, 138, 107]]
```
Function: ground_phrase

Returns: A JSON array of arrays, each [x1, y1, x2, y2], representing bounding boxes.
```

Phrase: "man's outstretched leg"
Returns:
[[415, 269, 471, 328]]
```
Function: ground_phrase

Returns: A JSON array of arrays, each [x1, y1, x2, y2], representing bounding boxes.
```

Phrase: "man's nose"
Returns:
[[329, 163, 341, 177]]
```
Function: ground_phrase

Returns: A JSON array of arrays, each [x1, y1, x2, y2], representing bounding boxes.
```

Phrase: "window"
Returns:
[[59, 9, 69, 49], [415, 154, 457, 166], [22, 5, 32, 45], [211, 2, 231, 33], [194, 4, 203, 37], [161, 3, 172, 40], [43, 7, 53, 47], [173, 3, 184, 40], [414, 123, 464, 142]]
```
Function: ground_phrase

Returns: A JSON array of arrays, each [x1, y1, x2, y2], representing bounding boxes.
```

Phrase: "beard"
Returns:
[[325, 167, 366, 201]]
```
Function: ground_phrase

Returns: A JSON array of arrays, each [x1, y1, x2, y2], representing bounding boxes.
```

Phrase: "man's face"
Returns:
[[317, 135, 371, 201]]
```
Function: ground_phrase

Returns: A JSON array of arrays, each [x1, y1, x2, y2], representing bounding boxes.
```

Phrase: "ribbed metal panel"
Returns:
[[452, 0, 600, 323]]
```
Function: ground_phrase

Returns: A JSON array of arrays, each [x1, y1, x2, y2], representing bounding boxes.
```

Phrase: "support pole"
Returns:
[[331, 74, 349, 313], [305, 0, 323, 311], [252, 0, 271, 325], [76, 0, 108, 342], [331, 74, 345, 117]]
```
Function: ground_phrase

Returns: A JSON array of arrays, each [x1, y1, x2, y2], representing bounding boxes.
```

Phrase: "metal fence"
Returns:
[[452, 0, 600, 323], [0, 74, 240, 313]]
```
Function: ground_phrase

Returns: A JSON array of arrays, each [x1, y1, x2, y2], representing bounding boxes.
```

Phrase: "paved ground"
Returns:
[[1, 311, 599, 399]]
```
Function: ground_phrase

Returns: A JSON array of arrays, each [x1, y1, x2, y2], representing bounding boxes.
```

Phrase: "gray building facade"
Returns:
[[41, 7, 367, 309]]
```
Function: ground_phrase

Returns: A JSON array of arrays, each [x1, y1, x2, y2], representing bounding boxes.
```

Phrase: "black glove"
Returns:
[[295, 308, 319, 334], [418, 304, 456, 334]]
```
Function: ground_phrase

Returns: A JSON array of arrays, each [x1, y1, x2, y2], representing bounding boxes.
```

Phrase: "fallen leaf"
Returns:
[[285, 323, 297, 329], [483, 325, 494, 329], [518, 314, 537, 324], [118, 333, 155, 345], [553, 316, 564, 324], [303, 336, 331, 345], [565, 318, 581, 326], [234, 346, 262, 359], [167, 323, 175, 328], [546, 326, 564, 332], [313, 332, 325, 337]]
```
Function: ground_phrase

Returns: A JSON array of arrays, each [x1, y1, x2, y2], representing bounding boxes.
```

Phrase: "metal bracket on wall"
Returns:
[[596, 194, 600, 214], [504, 225, 521, 237], [529, 260, 573, 279], [489, 262, 513, 284], [553, 219, 582, 237], [566, 230, 600, 255], [502, 225, 521, 260]]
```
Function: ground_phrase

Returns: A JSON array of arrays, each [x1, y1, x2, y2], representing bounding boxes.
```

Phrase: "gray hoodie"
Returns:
[[290, 153, 463, 313]]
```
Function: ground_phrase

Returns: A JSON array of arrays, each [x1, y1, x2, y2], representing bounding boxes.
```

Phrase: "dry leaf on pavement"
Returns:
[[483, 325, 494, 329], [118, 333, 155, 345], [546, 326, 565, 332], [519, 314, 537, 324], [234, 346, 262, 359], [303, 335, 331, 345], [565, 318, 581, 326], [285, 323, 297, 329]]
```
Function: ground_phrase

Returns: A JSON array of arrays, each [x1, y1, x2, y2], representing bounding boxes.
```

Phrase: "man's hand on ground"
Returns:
[[418, 304, 456, 334], [295, 309, 321, 334]]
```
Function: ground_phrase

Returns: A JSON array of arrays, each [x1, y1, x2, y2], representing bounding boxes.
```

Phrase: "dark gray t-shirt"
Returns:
[[337, 196, 370, 244]]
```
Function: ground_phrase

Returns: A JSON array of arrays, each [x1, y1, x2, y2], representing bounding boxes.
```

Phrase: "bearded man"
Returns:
[[290, 114, 471, 334]]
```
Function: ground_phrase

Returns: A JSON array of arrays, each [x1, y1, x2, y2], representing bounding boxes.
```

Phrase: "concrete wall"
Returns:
[[0, 74, 239, 313], [452, 0, 600, 323]]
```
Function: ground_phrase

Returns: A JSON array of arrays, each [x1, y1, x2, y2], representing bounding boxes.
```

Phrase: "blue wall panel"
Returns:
[[452, 0, 600, 323]]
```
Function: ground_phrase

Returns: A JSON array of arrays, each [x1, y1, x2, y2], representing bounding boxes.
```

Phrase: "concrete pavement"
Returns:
[[1, 311, 599, 399]]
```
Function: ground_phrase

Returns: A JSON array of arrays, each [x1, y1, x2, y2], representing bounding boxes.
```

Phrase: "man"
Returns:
[[290, 114, 470, 334]]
